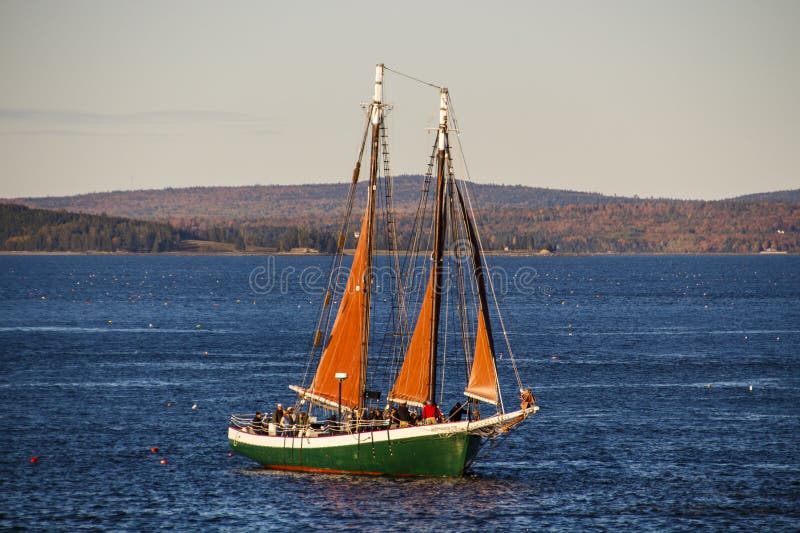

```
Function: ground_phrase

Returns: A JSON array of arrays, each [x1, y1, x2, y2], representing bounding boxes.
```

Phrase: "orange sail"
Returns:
[[296, 209, 370, 410], [464, 308, 499, 404], [388, 269, 435, 407]]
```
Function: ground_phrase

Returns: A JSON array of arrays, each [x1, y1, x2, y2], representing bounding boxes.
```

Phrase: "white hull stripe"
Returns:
[[229, 407, 537, 450]]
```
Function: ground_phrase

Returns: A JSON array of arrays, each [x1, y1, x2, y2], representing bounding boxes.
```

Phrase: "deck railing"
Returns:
[[230, 414, 391, 437]]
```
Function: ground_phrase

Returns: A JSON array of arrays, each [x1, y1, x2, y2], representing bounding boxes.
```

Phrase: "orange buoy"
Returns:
[[30, 456, 39, 464], [159, 459, 168, 465], [227, 452, 233, 457], [150, 447, 159, 453]]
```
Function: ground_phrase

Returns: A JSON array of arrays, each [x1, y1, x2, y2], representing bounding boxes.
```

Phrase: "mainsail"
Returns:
[[388, 270, 436, 407]]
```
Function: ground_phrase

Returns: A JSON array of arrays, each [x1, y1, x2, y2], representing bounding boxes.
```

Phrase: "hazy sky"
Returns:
[[1, 0, 798, 200]]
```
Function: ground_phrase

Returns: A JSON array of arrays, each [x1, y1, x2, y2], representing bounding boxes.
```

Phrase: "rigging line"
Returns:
[[300, 106, 373, 394], [445, 160, 473, 384], [447, 92, 521, 405], [384, 66, 442, 90]]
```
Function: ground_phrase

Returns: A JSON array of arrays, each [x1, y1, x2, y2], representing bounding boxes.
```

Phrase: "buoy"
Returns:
[[227, 452, 233, 457], [551, 355, 559, 360], [107, 320, 113, 324], [166, 402, 173, 407], [30, 456, 39, 464], [749, 384, 753, 392], [160, 459, 168, 465], [195, 324, 202, 328], [212, 303, 218, 307], [707, 383, 711, 389], [192, 404, 198, 410], [148, 323, 154, 328], [202, 351, 208, 356], [150, 447, 159, 453]]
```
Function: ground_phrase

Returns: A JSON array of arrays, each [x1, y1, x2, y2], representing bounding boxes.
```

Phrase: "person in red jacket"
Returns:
[[421, 401, 443, 425]]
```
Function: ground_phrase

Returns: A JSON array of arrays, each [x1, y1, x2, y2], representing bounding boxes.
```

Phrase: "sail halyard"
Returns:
[[296, 64, 384, 411]]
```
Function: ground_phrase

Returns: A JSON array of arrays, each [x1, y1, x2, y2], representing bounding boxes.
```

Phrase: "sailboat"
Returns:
[[228, 64, 538, 476]]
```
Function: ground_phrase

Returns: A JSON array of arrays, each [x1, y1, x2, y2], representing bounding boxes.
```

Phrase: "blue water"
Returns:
[[0, 255, 798, 531]]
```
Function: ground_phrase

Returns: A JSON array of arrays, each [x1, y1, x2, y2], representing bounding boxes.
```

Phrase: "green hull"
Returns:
[[228, 428, 483, 477]]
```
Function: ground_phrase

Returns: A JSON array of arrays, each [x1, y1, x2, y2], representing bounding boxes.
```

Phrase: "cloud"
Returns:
[[0, 108, 282, 136], [0, 128, 93, 137]]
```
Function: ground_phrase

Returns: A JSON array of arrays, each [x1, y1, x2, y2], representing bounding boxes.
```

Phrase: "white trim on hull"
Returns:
[[229, 406, 538, 450]]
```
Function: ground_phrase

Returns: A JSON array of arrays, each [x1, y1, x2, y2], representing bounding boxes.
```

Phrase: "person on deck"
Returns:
[[448, 401, 465, 422], [397, 402, 411, 427], [384, 407, 397, 427], [251, 411, 265, 433], [421, 401, 443, 425], [281, 407, 295, 436], [272, 403, 283, 425]]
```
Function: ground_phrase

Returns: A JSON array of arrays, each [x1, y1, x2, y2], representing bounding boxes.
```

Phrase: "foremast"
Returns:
[[293, 64, 384, 412], [360, 63, 383, 409]]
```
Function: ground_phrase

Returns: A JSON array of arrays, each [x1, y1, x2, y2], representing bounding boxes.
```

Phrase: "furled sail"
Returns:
[[388, 269, 435, 407], [464, 308, 499, 404], [295, 209, 370, 410]]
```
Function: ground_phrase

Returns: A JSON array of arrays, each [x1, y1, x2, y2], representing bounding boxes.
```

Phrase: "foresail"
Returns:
[[464, 309, 499, 405], [388, 269, 435, 407], [300, 209, 370, 410]]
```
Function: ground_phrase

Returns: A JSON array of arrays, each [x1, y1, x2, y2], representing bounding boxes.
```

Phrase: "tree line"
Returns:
[[3, 198, 797, 254]]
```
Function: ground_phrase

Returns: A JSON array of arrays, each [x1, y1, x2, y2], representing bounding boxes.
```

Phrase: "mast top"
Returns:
[[438, 87, 449, 150], [372, 64, 384, 125], [374, 64, 384, 103]]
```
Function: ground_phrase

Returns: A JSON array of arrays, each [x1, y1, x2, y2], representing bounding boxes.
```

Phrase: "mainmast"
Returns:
[[428, 87, 449, 403], [360, 63, 384, 408]]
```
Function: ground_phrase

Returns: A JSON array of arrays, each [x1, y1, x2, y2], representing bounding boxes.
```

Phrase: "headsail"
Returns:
[[453, 176, 501, 405], [294, 209, 370, 410], [464, 309, 500, 404]]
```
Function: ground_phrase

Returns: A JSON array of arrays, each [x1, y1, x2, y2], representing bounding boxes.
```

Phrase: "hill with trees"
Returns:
[[0, 204, 245, 253], [10, 176, 647, 222], [3, 180, 798, 254], [727, 189, 800, 203]]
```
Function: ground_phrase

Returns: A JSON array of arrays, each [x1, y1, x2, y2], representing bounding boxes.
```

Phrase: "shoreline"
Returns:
[[1, 250, 794, 257]]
